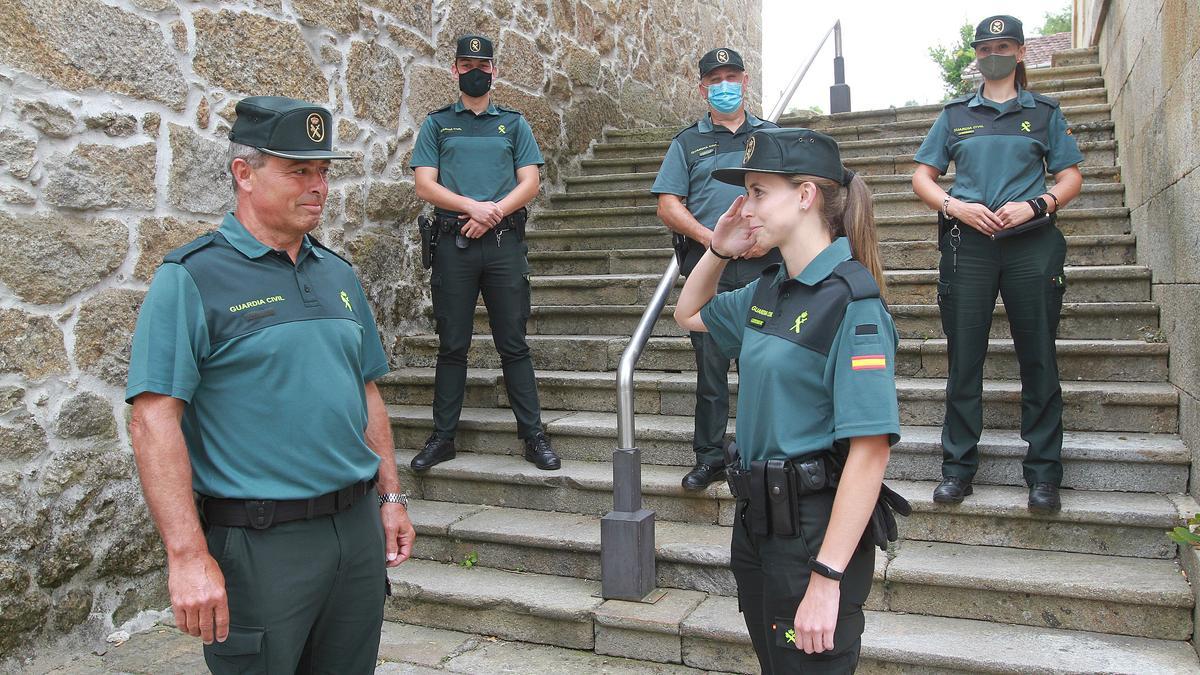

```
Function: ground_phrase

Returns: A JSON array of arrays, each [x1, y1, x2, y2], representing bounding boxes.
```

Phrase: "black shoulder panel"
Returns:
[[428, 103, 454, 115], [495, 105, 523, 116], [831, 260, 880, 300], [943, 93, 973, 108], [671, 121, 701, 140], [162, 233, 217, 264]]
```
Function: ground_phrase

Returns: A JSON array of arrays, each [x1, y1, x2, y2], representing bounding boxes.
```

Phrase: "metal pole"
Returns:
[[830, 21, 852, 113], [768, 20, 840, 122]]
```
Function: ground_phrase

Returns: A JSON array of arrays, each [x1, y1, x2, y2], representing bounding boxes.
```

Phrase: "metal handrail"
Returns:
[[600, 21, 848, 602]]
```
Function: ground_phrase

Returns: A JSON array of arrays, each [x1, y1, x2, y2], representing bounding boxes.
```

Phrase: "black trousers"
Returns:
[[938, 224, 1067, 486], [430, 229, 542, 439], [730, 491, 874, 674]]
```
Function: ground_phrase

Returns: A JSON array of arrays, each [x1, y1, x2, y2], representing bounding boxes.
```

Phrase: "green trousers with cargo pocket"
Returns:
[[202, 492, 386, 674], [937, 223, 1067, 487], [430, 230, 543, 440]]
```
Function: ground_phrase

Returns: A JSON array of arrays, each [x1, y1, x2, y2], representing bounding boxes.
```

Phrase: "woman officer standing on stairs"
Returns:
[[912, 14, 1084, 514], [676, 127, 902, 673]]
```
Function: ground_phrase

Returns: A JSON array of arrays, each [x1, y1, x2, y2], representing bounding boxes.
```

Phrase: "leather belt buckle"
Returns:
[[245, 500, 276, 530]]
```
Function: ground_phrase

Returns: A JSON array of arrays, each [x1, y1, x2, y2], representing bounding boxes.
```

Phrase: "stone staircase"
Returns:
[[378, 47, 1200, 673]]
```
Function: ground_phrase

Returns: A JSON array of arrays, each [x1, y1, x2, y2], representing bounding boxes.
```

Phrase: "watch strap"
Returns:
[[379, 492, 409, 508], [808, 556, 844, 581]]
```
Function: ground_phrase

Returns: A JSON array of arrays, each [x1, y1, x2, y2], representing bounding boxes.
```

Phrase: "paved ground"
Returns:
[[23, 622, 732, 674]]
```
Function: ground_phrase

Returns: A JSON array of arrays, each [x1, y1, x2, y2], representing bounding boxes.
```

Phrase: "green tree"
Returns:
[[1039, 5, 1072, 35], [928, 22, 975, 99]]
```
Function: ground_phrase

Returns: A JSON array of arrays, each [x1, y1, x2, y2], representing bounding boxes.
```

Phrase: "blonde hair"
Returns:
[[788, 174, 886, 298]]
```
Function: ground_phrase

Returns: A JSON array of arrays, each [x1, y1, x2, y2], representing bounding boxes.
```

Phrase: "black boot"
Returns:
[[932, 476, 973, 504], [1028, 482, 1061, 514], [523, 431, 561, 470], [681, 463, 726, 491], [411, 434, 455, 472]]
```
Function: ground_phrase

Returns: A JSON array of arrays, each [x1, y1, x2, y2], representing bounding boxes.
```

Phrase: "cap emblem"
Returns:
[[306, 113, 325, 143], [990, 19, 1005, 34], [470, 38, 482, 53], [744, 135, 756, 164], [716, 49, 729, 63]]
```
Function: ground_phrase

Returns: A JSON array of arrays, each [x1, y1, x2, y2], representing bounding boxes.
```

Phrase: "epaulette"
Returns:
[[495, 105, 523, 115], [162, 233, 217, 264], [1029, 91, 1062, 108], [672, 120, 702, 140], [308, 235, 354, 267], [943, 93, 974, 108], [831, 260, 880, 300], [428, 103, 454, 115]]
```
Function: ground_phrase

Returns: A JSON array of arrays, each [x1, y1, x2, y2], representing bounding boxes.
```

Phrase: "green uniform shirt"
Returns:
[[650, 113, 776, 229], [410, 100, 544, 203], [913, 85, 1083, 211], [126, 213, 390, 500], [700, 238, 901, 465]]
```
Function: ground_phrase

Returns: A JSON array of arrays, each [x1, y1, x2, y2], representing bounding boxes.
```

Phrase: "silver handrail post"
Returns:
[[602, 19, 848, 602], [830, 22, 852, 113]]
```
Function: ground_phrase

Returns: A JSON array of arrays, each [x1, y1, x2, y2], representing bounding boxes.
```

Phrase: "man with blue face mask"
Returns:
[[652, 47, 782, 491]]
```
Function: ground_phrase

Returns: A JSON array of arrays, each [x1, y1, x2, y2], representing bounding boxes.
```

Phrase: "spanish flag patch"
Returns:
[[851, 354, 887, 371]]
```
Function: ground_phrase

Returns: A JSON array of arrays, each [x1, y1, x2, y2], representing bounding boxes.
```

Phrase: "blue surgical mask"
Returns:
[[707, 81, 744, 113]]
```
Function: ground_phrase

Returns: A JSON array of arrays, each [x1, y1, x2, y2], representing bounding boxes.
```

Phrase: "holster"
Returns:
[[418, 215, 437, 269]]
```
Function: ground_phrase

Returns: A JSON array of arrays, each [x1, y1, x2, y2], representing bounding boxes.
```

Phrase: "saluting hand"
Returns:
[[168, 551, 229, 645], [995, 201, 1037, 229], [710, 195, 755, 259], [948, 199, 1004, 236], [463, 200, 504, 227]]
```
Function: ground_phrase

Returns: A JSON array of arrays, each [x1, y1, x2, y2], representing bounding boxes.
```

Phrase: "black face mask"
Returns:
[[458, 68, 492, 97]]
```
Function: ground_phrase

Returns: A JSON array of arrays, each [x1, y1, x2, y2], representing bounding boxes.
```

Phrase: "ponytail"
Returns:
[[790, 173, 887, 298], [1016, 61, 1029, 90]]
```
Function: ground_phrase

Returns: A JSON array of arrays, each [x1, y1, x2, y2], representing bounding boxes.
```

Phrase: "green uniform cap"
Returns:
[[699, 47, 744, 76], [456, 34, 494, 59], [971, 15, 1024, 47], [229, 96, 352, 160], [711, 127, 853, 187]]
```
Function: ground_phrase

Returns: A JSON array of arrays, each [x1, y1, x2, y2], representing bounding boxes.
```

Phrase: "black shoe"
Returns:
[[932, 477, 973, 504], [1028, 482, 1061, 514], [411, 435, 455, 472], [681, 463, 726, 491], [523, 431, 561, 470]]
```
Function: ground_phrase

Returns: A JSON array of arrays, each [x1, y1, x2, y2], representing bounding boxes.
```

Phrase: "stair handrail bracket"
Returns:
[[601, 20, 849, 601]]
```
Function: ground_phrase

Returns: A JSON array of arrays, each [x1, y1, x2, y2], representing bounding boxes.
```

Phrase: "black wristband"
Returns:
[[1026, 198, 1046, 218], [808, 556, 844, 581], [708, 244, 734, 260]]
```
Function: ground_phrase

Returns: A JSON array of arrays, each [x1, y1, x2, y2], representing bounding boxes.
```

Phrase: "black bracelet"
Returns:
[[1044, 192, 1060, 211], [808, 556, 844, 581], [708, 243, 734, 260], [1026, 198, 1046, 218]]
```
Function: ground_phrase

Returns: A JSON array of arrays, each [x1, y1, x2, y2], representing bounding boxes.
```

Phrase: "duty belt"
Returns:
[[197, 478, 376, 530], [433, 207, 527, 234]]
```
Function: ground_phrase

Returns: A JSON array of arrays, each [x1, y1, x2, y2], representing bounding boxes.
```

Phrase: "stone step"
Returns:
[[394, 334, 1168, 383], [397, 504, 1193, 639], [602, 103, 1113, 145], [530, 204, 1129, 238], [386, 406, 1190, 492], [563, 162, 1121, 195], [589, 126, 1115, 163], [1052, 46, 1100, 68], [383, 369, 1177, 433], [550, 180, 1124, 213], [524, 234, 1136, 275], [489, 301, 1159, 341], [498, 265, 1149, 307], [394, 451, 1182, 559]]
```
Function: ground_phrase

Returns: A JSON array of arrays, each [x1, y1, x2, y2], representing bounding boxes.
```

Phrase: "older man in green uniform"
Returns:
[[652, 47, 782, 490], [127, 97, 415, 673], [410, 34, 560, 472]]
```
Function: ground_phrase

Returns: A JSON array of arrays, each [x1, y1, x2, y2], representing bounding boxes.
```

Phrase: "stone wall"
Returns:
[[1092, 0, 1200, 498], [0, 0, 762, 661]]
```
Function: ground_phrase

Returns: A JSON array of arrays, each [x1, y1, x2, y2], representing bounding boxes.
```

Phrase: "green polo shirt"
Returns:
[[126, 213, 390, 500], [650, 112, 776, 229], [700, 238, 900, 465], [410, 100, 544, 203], [913, 85, 1083, 211]]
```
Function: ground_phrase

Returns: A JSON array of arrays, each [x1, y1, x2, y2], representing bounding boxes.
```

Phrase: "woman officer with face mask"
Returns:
[[911, 15, 1084, 513]]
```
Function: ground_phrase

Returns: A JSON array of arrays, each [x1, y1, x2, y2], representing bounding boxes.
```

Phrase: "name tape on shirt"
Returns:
[[851, 354, 887, 371]]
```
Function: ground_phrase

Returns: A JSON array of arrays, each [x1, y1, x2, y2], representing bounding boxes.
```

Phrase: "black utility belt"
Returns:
[[197, 478, 376, 530], [434, 207, 527, 232], [728, 455, 838, 539], [939, 211, 1056, 243]]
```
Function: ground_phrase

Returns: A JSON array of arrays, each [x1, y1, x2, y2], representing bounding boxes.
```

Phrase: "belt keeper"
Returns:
[[246, 500, 275, 530], [305, 497, 315, 520]]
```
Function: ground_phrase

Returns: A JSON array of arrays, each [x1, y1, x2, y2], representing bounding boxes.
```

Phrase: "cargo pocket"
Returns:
[[1048, 272, 1067, 332], [520, 261, 532, 322], [204, 624, 265, 673], [936, 280, 953, 337]]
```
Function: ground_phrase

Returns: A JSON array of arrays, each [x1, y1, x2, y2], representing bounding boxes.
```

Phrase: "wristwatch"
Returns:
[[1027, 196, 1048, 218], [379, 492, 409, 508], [808, 557, 844, 581]]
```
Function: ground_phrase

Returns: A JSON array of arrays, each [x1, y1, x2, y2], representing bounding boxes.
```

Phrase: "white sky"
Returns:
[[760, 0, 1073, 114]]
